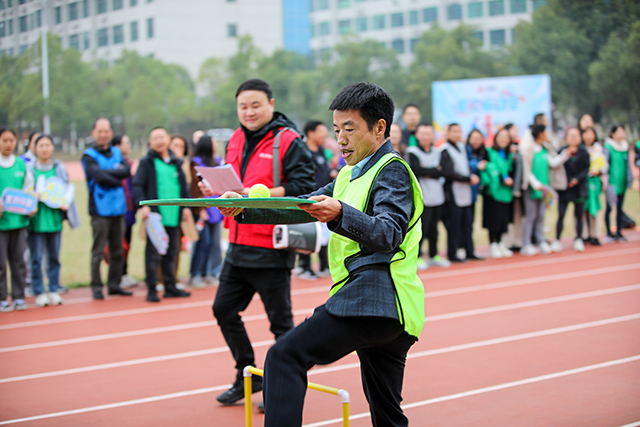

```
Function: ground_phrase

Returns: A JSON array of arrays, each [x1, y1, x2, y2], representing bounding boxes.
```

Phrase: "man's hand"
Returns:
[[298, 195, 342, 223], [140, 206, 151, 220], [218, 191, 245, 217], [568, 178, 578, 188], [197, 181, 215, 197], [478, 160, 488, 171], [199, 209, 208, 221], [470, 174, 480, 185], [182, 207, 193, 222], [504, 177, 514, 187]]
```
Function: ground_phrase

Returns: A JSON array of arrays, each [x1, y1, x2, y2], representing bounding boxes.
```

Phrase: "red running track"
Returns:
[[0, 235, 639, 427]]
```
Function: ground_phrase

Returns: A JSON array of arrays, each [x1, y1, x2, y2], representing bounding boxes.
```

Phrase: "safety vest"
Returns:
[[529, 147, 549, 200], [605, 142, 628, 196], [82, 147, 127, 217], [0, 157, 29, 231], [481, 148, 514, 204], [328, 152, 425, 338]]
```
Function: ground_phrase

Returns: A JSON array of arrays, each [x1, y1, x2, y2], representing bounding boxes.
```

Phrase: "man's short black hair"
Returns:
[[531, 124, 546, 139], [533, 113, 545, 124], [447, 123, 461, 129], [303, 120, 325, 137], [329, 82, 394, 138], [416, 123, 433, 131], [403, 103, 420, 114], [150, 126, 168, 134], [236, 79, 273, 100]]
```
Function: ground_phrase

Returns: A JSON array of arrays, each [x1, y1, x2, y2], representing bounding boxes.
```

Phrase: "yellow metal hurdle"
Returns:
[[243, 366, 350, 427]]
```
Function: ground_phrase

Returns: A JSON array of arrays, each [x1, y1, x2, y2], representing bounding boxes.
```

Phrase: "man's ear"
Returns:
[[375, 119, 387, 138]]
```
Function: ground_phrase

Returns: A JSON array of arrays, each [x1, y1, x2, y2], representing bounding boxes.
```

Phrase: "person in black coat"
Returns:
[[552, 127, 590, 252]]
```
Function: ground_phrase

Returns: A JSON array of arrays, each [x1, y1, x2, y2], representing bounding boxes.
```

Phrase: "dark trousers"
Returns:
[[442, 200, 474, 259], [28, 231, 61, 295], [190, 221, 222, 277], [0, 227, 27, 302], [298, 245, 329, 273], [90, 215, 124, 292], [605, 190, 626, 236], [419, 205, 441, 258], [556, 200, 585, 240], [123, 224, 132, 275], [213, 262, 293, 383], [145, 226, 180, 293], [263, 305, 415, 427]]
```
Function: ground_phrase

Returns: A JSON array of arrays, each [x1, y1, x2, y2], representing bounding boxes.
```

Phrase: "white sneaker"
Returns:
[[417, 257, 429, 271], [292, 267, 304, 275], [550, 240, 563, 253], [176, 282, 187, 290], [539, 241, 552, 254], [521, 245, 538, 256], [489, 243, 503, 259], [499, 242, 513, 258], [120, 275, 138, 288], [317, 269, 331, 278], [13, 300, 27, 311], [48, 292, 63, 305], [155, 284, 164, 292], [190, 276, 206, 289], [456, 248, 466, 260], [573, 238, 585, 252], [298, 271, 319, 281], [428, 256, 451, 268], [205, 275, 219, 286], [24, 287, 35, 298], [35, 293, 50, 307], [0, 302, 13, 312]]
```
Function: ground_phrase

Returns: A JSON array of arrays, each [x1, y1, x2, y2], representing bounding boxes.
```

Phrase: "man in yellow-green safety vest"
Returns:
[[214, 82, 425, 427]]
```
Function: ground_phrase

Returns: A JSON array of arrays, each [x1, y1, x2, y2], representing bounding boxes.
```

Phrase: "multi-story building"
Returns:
[[0, 0, 310, 78], [309, 0, 545, 63]]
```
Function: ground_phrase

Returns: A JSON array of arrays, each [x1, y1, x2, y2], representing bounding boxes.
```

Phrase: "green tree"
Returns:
[[124, 76, 165, 142]]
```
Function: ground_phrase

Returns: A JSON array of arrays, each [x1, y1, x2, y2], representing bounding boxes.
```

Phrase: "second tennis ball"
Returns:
[[248, 183, 270, 198]]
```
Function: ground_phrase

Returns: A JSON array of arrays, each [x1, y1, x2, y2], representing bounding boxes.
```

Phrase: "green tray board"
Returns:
[[139, 197, 317, 210]]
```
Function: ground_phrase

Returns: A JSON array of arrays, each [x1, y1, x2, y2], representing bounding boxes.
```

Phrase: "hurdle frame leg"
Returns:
[[243, 366, 253, 427]]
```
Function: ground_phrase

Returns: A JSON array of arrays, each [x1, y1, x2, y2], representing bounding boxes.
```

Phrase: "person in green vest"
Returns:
[[27, 135, 80, 308], [479, 128, 515, 259], [206, 82, 425, 427], [133, 126, 192, 303], [400, 103, 421, 153], [603, 125, 633, 241], [581, 127, 608, 246], [0, 128, 35, 312]]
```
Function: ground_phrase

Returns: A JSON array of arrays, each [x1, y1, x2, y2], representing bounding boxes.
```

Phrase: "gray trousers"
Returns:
[[0, 227, 27, 302], [522, 189, 546, 247], [90, 215, 124, 292]]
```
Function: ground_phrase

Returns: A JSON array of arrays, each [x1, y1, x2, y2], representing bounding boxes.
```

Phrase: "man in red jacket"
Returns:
[[213, 79, 315, 404]]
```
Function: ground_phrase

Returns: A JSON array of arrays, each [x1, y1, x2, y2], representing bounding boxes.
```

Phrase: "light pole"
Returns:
[[41, 0, 51, 134]]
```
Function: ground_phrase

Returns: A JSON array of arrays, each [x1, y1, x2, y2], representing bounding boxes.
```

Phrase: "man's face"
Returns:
[[415, 125, 434, 149], [120, 136, 131, 156], [92, 119, 113, 148], [389, 124, 402, 145], [333, 109, 385, 166], [237, 90, 275, 132], [0, 131, 17, 156], [402, 106, 421, 130], [149, 128, 170, 154], [447, 125, 462, 143], [308, 124, 328, 147]]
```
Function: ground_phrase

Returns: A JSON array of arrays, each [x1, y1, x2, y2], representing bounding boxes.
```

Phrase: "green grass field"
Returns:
[[59, 181, 639, 287]]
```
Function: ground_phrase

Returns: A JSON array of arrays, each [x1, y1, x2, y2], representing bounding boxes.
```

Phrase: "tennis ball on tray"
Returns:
[[248, 183, 270, 198]]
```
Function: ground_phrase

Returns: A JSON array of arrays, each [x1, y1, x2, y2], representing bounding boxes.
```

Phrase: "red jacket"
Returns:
[[224, 126, 299, 248]]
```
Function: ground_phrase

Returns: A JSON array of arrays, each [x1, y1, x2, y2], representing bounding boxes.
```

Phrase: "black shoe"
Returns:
[[449, 257, 466, 263], [146, 293, 160, 303], [92, 290, 104, 300], [257, 401, 265, 413], [216, 376, 263, 405], [466, 254, 484, 261], [589, 238, 602, 246], [108, 288, 133, 296], [164, 289, 191, 298], [615, 234, 627, 242], [57, 285, 69, 294], [509, 246, 521, 253]]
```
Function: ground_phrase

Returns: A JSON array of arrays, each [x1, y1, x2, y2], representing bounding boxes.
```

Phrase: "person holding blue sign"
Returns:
[[0, 128, 35, 312], [82, 118, 133, 300], [27, 135, 80, 307]]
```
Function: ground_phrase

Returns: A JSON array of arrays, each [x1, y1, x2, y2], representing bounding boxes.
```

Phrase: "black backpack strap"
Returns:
[[272, 127, 297, 188]]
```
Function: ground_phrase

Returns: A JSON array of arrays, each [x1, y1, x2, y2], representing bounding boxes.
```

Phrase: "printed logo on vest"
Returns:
[[258, 153, 273, 160], [15, 171, 25, 178]]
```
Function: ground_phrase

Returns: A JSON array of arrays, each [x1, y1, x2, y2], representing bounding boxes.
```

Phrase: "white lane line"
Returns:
[[303, 355, 640, 427], [620, 422, 640, 427], [424, 263, 640, 298], [3, 247, 638, 330]]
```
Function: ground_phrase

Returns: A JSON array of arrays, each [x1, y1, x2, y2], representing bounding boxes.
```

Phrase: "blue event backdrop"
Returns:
[[432, 74, 551, 144]]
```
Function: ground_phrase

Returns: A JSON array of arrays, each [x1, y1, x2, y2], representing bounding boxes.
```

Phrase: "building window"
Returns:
[[533, 0, 546, 10], [490, 29, 505, 46], [8, 19, 13, 35], [337, 0, 350, 7], [0, 1, 5, 10], [373, 15, 385, 30], [409, 10, 418, 25], [423, 7, 437, 23], [475, 31, 484, 43], [317, 0, 328, 10], [391, 39, 404, 54], [130, 0, 137, 5], [0, 22, 5, 38], [83, 31, 90, 49], [338, 19, 351, 34], [55, 6, 62, 24], [468, 2, 482, 18], [19, 15, 27, 32], [510, 0, 526, 13], [69, 34, 80, 50], [35, 10, 41, 27], [113, 0, 123, 11], [68, 3, 78, 21], [391, 13, 403, 28], [130, 21, 138, 41], [489, 0, 505, 16], [356, 17, 367, 32], [19, 44, 29, 55], [147, 17, 154, 38], [82, 0, 89, 17], [227, 23, 236, 37], [96, 0, 107, 14], [410, 38, 418, 53], [97, 27, 108, 46], [318, 21, 330, 36], [447, 4, 462, 20], [113, 24, 123, 43]]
